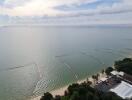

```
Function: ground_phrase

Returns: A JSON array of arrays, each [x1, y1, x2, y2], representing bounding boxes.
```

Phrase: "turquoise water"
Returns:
[[0, 26, 132, 100]]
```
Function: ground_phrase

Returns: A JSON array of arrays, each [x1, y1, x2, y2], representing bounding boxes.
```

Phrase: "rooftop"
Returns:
[[111, 71, 124, 76], [110, 81, 132, 99]]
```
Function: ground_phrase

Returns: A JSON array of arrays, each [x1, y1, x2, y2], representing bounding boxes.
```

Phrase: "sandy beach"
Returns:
[[31, 72, 106, 100]]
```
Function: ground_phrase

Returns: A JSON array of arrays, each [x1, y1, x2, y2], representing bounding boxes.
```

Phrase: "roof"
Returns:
[[123, 73, 132, 83], [100, 77, 108, 81], [119, 72, 124, 76], [110, 81, 132, 99], [111, 71, 124, 76], [111, 71, 119, 75]]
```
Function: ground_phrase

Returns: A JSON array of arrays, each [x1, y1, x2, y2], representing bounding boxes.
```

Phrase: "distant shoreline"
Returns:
[[1, 24, 132, 28]]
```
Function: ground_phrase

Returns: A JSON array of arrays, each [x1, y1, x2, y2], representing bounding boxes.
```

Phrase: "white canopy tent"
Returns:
[[110, 81, 132, 99]]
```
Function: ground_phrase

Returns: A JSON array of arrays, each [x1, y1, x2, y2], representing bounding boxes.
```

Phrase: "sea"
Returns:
[[0, 25, 132, 100]]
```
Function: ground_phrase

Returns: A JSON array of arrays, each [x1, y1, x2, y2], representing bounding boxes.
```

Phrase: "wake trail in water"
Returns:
[[55, 54, 69, 58], [80, 51, 106, 67], [55, 51, 77, 58], [0, 62, 35, 72], [104, 51, 123, 57], [103, 49, 126, 57], [0, 61, 42, 80], [33, 79, 55, 94], [55, 56, 79, 81], [0, 61, 44, 96], [124, 48, 132, 50], [33, 62, 42, 79], [63, 62, 78, 80], [114, 49, 132, 57], [95, 48, 126, 57]]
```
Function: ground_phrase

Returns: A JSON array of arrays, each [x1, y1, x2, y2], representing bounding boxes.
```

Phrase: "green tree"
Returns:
[[70, 91, 80, 100], [101, 92, 123, 100], [54, 95, 61, 100], [105, 67, 114, 75], [114, 58, 132, 75], [40, 92, 53, 100]]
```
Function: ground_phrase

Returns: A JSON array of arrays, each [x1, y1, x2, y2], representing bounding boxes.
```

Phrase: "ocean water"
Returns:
[[0, 26, 132, 100]]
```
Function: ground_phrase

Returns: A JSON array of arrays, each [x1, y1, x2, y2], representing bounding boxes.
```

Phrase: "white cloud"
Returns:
[[0, 0, 99, 16], [1, 0, 132, 17], [3, 0, 28, 7], [0, 0, 132, 25]]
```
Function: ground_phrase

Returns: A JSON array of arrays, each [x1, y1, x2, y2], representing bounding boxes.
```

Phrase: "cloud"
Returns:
[[0, 0, 132, 17], [0, 0, 132, 25], [0, 0, 99, 16]]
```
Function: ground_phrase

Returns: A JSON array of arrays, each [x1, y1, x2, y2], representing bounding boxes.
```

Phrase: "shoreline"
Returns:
[[31, 72, 106, 100]]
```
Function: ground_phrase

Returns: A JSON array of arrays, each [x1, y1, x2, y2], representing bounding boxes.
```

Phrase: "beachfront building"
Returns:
[[110, 71, 124, 76], [110, 81, 132, 99], [95, 70, 132, 99], [94, 76, 121, 92], [111, 71, 132, 85]]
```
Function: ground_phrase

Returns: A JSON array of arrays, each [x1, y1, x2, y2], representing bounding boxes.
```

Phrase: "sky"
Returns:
[[0, 0, 132, 25]]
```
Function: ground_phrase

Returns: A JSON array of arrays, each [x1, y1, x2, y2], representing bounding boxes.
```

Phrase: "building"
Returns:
[[111, 71, 132, 85], [110, 81, 132, 99], [95, 71, 132, 99]]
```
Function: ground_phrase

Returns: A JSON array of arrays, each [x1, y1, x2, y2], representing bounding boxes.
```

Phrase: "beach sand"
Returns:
[[31, 73, 106, 100]]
